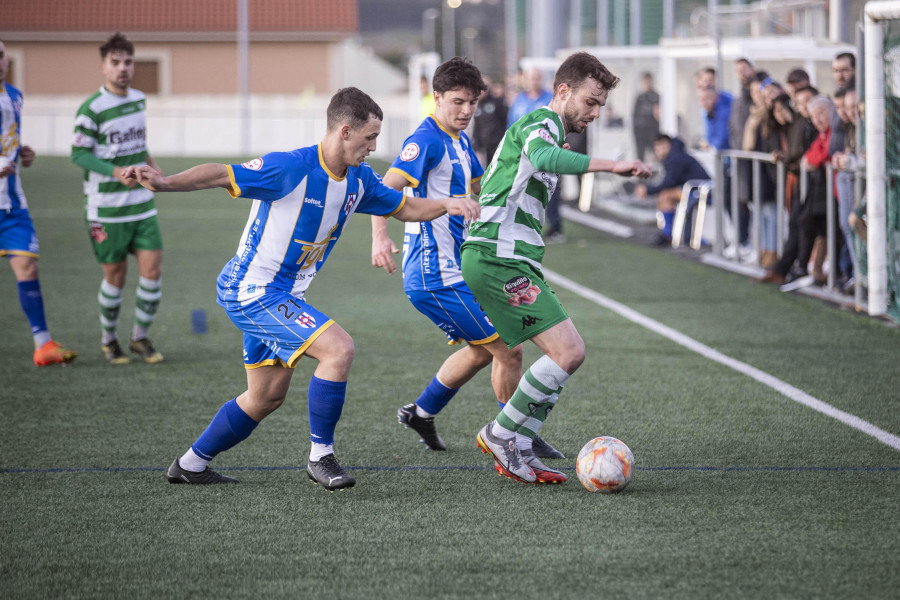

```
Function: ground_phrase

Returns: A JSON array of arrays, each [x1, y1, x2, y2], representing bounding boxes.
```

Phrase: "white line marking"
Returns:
[[560, 205, 634, 238], [544, 269, 900, 452]]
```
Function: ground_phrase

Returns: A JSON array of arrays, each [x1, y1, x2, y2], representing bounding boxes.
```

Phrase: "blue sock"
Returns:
[[661, 210, 675, 238], [17, 280, 48, 337], [308, 376, 347, 445], [415, 376, 458, 416], [191, 398, 258, 461]]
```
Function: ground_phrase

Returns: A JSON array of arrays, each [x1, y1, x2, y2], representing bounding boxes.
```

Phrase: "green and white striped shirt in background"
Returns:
[[463, 107, 566, 270], [72, 87, 155, 223]]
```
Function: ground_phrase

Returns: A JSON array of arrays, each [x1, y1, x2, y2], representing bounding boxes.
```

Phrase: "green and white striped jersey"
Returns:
[[72, 87, 154, 223], [463, 107, 565, 269]]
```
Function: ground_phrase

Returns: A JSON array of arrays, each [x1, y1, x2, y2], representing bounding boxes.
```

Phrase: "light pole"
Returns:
[[462, 27, 478, 61], [423, 8, 439, 53], [443, 0, 460, 60]]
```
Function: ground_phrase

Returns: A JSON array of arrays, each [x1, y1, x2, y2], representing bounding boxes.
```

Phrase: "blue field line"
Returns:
[[2, 465, 899, 475]]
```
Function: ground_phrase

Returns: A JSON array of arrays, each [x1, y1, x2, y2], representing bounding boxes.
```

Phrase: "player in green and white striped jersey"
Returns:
[[71, 33, 164, 365], [462, 52, 651, 484]]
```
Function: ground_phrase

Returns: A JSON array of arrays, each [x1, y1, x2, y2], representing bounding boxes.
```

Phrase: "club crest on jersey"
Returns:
[[400, 142, 420, 162], [503, 275, 541, 307], [295, 312, 317, 328], [537, 128, 555, 145], [241, 157, 264, 171], [344, 193, 358, 215]]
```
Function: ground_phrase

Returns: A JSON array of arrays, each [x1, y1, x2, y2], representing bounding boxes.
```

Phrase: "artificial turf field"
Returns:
[[2, 156, 899, 599]]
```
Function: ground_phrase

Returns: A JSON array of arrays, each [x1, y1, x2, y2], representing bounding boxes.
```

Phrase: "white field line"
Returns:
[[544, 269, 900, 452]]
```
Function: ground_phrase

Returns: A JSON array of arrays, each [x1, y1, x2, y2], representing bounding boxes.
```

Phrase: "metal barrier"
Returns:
[[714, 150, 786, 265]]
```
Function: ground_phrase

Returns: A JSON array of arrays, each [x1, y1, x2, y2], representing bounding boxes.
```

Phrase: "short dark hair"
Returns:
[[754, 71, 770, 83], [786, 68, 810, 84], [796, 85, 820, 97], [654, 133, 671, 144], [735, 57, 753, 67], [100, 33, 134, 59], [552, 52, 619, 95], [326, 87, 383, 131], [835, 52, 856, 69], [432, 57, 487, 96]]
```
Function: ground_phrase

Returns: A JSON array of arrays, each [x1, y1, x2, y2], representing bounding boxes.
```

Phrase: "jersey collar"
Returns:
[[429, 115, 460, 141], [318, 144, 346, 181]]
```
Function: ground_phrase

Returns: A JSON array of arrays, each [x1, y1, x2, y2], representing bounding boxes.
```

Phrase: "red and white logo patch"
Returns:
[[537, 129, 555, 145], [400, 142, 420, 162], [241, 157, 264, 171], [295, 312, 317, 329]]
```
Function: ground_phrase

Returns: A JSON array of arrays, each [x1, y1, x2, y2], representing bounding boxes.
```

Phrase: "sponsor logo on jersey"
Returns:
[[109, 127, 146, 144], [241, 157, 264, 171], [294, 224, 339, 269], [295, 312, 317, 328], [400, 142, 420, 162], [72, 131, 91, 148], [304, 196, 323, 207], [537, 128, 555, 145], [503, 276, 541, 307], [89, 221, 107, 243]]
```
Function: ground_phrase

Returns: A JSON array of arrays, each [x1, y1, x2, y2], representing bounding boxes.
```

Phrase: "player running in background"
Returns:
[[462, 52, 651, 484], [124, 87, 480, 491], [0, 40, 77, 366], [71, 33, 164, 364], [371, 57, 564, 467]]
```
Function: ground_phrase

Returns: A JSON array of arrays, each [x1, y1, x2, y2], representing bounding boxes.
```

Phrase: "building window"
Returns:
[[133, 60, 160, 95]]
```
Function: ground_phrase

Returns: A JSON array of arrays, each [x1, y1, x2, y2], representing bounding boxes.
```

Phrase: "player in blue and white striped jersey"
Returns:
[[0, 40, 77, 366], [371, 58, 564, 461], [125, 87, 480, 490]]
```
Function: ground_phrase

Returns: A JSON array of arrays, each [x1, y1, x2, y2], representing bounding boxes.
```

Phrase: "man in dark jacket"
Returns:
[[636, 135, 710, 244]]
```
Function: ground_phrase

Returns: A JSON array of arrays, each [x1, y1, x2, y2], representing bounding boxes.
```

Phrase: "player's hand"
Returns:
[[614, 160, 652, 179], [445, 197, 481, 221], [121, 165, 164, 191], [372, 234, 400, 275], [114, 166, 139, 188], [0, 160, 14, 178], [20, 146, 36, 168]]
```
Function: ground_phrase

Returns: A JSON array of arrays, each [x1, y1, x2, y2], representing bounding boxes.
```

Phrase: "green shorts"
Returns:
[[86, 215, 163, 264], [460, 247, 568, 348]]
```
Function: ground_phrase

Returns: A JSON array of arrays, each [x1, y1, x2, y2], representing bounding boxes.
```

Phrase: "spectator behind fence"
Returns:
[[751, 84, 783, 268], [635, 134, 710, 246], [829, 53, 855, 158], [831, 86, 859, 290], [695, 67, 716, 90], [760, 96, 837, 285], [699, 86, 732, 152], [472, 76, 507, 167], [785, 68, 811, 100], [728, 58, 756, 249], [507, 67, 552, 127], [632, 72, 660, 162]]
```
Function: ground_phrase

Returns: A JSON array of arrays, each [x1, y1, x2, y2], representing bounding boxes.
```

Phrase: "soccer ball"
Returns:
[[575, 436, 635, 493]]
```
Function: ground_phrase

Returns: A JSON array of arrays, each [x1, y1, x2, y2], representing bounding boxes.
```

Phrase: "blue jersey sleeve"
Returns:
[[387, 131, 440, 188], [227, 152, 301, 201], [462, 133, 484, 181], [356, 163, 406, 217]]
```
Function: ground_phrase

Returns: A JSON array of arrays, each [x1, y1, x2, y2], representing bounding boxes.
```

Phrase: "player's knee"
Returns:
[[12, 257, 39, 281], [331, 337, 355, 367]]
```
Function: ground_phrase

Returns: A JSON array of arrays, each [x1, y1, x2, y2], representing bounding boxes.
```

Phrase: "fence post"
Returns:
[[752, 158, 761, 264], [826, 163, 836, 289], [776, 160, 785, 257]]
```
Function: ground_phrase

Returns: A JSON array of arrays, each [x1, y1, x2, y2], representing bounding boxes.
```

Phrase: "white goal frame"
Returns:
[[864, 1, 900, 316]]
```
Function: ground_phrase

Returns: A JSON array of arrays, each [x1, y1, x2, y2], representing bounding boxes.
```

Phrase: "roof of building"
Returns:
[[2, 0, 357, 34]]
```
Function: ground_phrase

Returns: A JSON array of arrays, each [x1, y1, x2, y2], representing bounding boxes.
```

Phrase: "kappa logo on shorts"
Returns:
[[295, 312, 317, 328], [241, 157, 264, 171], [503, 276, 541, 307], [400, 142, 420, 162], [521, 314, 542, 329], [89, 222, 107, 243]]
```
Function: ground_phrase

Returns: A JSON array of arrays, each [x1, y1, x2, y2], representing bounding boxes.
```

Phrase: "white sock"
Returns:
[[492, 420, 516, 439], [179, 448, 209, 473], [33, 330, 51, 348], [309, 442, 334, 462], [515, 432, 532, 452], [415, 405, 434, 418]]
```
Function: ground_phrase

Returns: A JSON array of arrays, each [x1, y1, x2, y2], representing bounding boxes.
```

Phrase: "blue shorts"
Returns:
[[224, 292, 335, 369], [406, 283, 499, 345], [0, 208, 39, 258]]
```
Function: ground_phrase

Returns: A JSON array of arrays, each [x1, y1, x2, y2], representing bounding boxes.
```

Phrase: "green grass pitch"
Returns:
[[2, 157, 899, 599]]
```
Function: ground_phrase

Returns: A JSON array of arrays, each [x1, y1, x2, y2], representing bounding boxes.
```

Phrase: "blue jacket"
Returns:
[[646, 138, 710, 195], [703, 91, 732, 152]]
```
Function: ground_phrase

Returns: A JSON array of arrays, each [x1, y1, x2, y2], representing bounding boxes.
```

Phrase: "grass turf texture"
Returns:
[[2, 157, 899, 599]]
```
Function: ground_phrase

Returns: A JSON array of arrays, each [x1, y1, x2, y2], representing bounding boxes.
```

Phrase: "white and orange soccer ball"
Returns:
[[575, 436, 635, 493]]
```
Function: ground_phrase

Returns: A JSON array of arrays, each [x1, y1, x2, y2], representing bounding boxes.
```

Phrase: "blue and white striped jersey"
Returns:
[[217, 145, 406, 308], [0, 83, 27, 211], [388, 116, 483, 291]]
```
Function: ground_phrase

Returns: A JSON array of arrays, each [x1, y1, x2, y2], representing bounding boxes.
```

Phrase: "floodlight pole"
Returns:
[[237, 0, 250, 155]]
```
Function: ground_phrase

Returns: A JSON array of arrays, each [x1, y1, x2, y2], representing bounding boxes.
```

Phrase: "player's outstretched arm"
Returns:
[[587, 158, 652, 179], [392, 196, 480, 223], [122, 163, 230, 193]]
